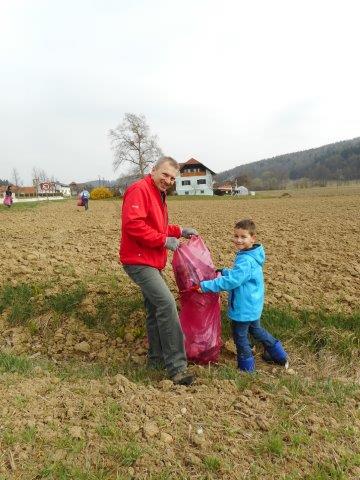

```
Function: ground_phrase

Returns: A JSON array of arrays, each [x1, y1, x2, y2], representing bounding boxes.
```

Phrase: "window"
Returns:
[[200, 190, 204, 194], [185, 191, 189, 195], [197, 179, 206, 185], [182, 180, 191, 186]]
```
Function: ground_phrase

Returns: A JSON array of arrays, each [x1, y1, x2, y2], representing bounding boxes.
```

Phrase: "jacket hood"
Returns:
[[237, 244, 265, 266]]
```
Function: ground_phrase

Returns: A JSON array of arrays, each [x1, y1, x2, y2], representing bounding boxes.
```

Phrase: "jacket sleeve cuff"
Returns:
[[167, 224, 182, 238]]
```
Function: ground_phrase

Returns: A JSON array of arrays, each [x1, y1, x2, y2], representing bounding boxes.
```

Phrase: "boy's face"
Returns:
[[232, 228, 256, 251]]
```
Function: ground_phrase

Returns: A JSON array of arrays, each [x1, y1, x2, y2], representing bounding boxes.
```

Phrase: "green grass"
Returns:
[[47, 285, 86, 315], [219, 305, 360, 370], [1, 277, 359, 367], [0, 352, 33, 374], [55, 435, 86, 454], [106, 441, 141, 466], [21, 425, 37, 444], [0, 425, 36, 448], [204, 363, 255, 390], [304, 462, 348, 480], [0, 282, 36, 325], [0, 201, 42, 212], [290, 431, 310, 448], [203, 456, 221, 472], [266, 375, 359, 407], [51, 361, 113, 381], [1, 429, 16, 446], [116, 361, 164, 384], [256, 307, 360, 359], [79, 293, 144, 338], [103, 400, 123, 422], [257, 433, 285, 457], [39, 462, 121, 480]]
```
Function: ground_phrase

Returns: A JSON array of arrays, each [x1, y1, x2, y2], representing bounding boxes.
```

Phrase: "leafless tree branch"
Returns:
[[109, 113, 163, 177]]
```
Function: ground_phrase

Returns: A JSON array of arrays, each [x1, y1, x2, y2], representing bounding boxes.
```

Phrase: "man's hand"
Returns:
[[165, 237, 180, 251], [181, 227, 199, 239]]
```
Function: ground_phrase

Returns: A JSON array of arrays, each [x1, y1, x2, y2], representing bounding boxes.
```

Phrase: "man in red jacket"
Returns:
[[120, 156, 198, 385]]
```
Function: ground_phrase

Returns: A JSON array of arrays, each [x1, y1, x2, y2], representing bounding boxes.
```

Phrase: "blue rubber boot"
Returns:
[[264, 341, 288, 365], [238, 356, 255, 372]]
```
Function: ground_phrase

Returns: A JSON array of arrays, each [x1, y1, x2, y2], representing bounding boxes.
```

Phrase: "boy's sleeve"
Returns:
[[221, 268, 231, 276], [200, 260, 251, 293]]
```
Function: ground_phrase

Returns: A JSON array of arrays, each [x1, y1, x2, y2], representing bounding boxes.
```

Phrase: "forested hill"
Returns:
[[214, 137, 360, 189]]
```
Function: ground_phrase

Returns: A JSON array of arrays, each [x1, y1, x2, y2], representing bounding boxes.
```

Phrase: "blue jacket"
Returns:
[[200, 244, 265, 322]]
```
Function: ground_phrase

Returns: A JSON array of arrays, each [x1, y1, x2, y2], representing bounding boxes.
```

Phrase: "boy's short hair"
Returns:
[[235, 219, 256, 235]]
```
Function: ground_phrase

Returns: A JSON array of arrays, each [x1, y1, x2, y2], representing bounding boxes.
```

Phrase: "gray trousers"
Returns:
[[123, 265, 187, 377]]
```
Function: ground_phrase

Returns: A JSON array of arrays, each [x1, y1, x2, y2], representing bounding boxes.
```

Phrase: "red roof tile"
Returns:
[[180, 158, 216, 175]]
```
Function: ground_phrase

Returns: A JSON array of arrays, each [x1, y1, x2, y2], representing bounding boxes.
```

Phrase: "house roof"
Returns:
[[214, 183, 233, 190], [179, 158, 216, 175], [18, 187, 36, 194]]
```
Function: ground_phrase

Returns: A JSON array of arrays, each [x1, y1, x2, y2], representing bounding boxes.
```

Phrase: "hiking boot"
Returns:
[[171, 370, 194, 386]]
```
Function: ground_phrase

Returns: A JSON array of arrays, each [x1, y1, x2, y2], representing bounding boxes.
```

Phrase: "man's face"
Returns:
[[151, 162, 178, 192]]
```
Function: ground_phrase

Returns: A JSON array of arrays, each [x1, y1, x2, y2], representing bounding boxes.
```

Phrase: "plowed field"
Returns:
[[0, 186, 359, 479], [1, 187, 359, 313]]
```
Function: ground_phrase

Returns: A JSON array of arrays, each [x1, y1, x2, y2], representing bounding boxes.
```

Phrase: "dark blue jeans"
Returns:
[[232, 320, 277, 360]]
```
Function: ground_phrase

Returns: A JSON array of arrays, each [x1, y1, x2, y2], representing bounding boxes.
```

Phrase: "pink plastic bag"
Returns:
[[172, 236, 222, 364]]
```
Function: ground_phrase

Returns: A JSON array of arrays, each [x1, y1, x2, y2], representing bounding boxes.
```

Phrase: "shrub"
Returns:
[[90, 187, 113, 200]]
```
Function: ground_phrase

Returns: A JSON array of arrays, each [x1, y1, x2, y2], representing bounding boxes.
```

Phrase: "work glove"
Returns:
[[165, 237, 180, 251], [181, 227, 199, 239]]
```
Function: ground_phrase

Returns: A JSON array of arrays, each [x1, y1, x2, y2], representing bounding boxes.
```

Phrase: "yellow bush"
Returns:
[[90, 187, 113, 200]]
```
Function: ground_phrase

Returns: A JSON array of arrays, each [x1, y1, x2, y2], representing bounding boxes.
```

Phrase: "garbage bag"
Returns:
[[172, 236, 222, 364]]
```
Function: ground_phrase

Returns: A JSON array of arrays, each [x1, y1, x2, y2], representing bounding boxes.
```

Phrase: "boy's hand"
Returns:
[[189, 284, 202, 293]]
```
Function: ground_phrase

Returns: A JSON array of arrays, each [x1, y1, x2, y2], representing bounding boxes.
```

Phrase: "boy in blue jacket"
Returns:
[[198, 219, 288, 372]]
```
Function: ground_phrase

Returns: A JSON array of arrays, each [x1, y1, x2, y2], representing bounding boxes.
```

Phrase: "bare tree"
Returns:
[[11, 168, 22, 187], [109, 113, 163, 177], [32, 167, 48, 183]]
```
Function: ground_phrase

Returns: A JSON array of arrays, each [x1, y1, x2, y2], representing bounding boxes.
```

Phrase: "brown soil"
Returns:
[[0, 188, 359, 479]]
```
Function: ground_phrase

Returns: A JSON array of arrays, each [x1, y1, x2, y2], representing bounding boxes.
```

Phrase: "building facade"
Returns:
[[175, 158, 215, 196]]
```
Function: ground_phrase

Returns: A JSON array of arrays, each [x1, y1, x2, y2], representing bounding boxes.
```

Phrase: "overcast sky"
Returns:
[[1, 0, 359, 185]]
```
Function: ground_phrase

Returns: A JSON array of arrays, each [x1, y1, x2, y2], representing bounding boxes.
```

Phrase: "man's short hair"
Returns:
[[235, 219, 256, 235], [153, 156, 179, 170]]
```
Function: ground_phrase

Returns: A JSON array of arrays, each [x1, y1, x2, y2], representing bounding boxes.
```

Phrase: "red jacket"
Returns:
[[120, 175, 181, 269]]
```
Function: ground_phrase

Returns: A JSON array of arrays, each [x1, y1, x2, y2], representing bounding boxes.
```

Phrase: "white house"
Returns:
[[175, 158, 215, 196], [55, 183, 71, 197]]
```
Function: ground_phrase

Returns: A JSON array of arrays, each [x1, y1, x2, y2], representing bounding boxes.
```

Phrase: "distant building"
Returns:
[[175, 158, 215, 196], [213, 183, 233, 195], [0, 185, 36, 198], [55, 183, 71, 197], [233, 186, 249, 196]]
